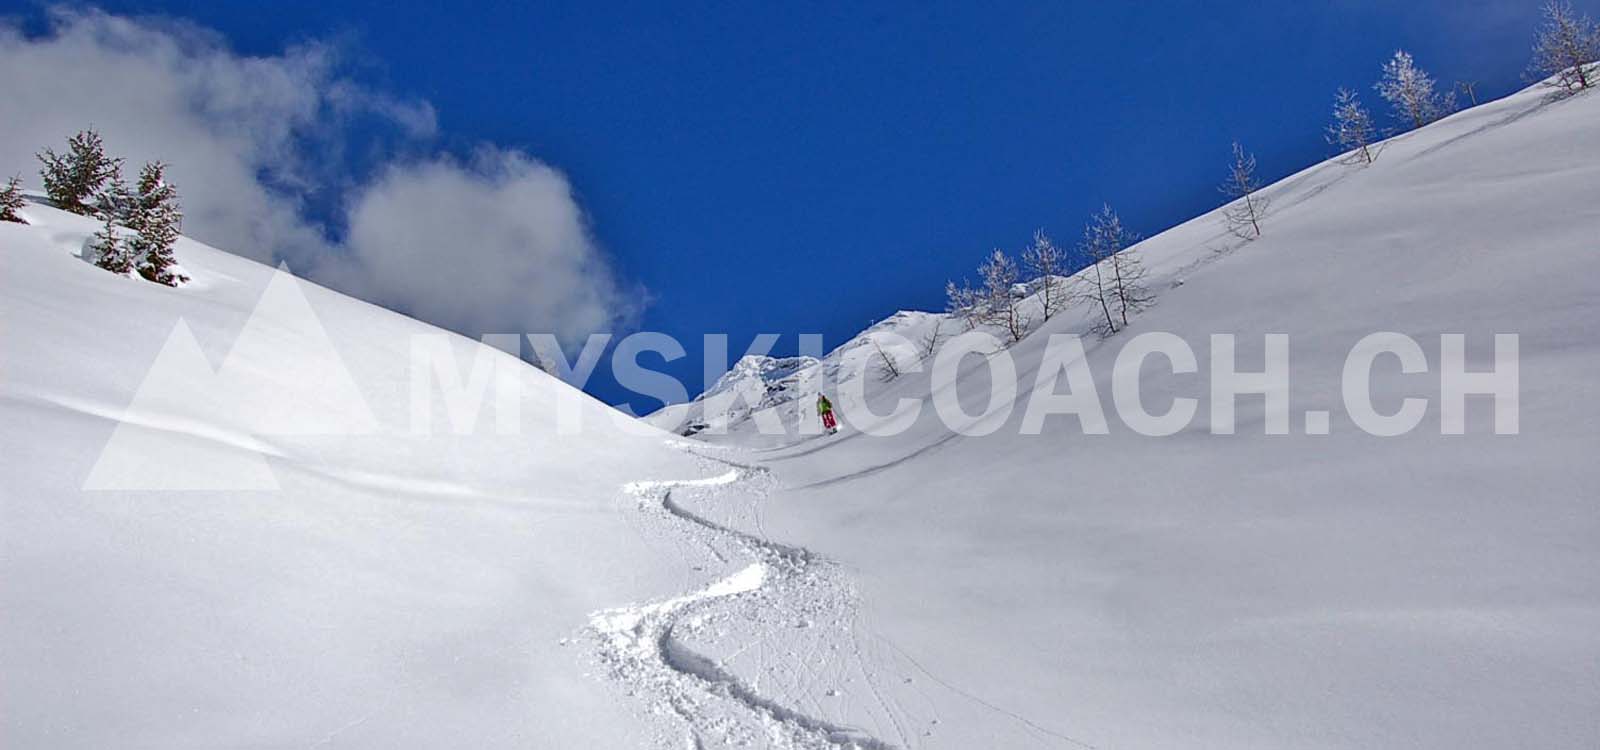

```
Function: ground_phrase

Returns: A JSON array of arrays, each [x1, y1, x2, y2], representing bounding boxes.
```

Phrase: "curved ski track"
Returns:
[[587, 447, 899, 749]]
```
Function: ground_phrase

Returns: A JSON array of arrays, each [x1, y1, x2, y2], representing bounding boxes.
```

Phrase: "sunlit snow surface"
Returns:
[[4, 73, 1600, 749]]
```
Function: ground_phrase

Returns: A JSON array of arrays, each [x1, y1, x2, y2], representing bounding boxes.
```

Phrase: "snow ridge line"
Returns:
[[589, 449, 896, 749]]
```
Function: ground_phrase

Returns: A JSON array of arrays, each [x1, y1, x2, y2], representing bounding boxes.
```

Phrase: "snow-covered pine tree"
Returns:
[[1327, 87, 1378, 165], [0, 176, 27, 224], [94, 163, 135, 225], [1021, 228, 1069, 321], [1375, 50, 1454, 131], [130, 162, 187, 286], [88, 214, 134, 275], [1220, 141, 1267, 240], [1075, 204, 1150, 336], [1529, 0, 1600, 94], [977, 249, 1027, 343], [37, 129, 123, 215]]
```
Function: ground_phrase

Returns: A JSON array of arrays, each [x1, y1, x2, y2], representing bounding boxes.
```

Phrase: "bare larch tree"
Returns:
[[1021, 228, 1069, 321], [1220, 141, 1267, 240], [1327, 87, 1378, 165], [916, 321, 943, 361], [1530, 0, 1600, 94], [977, 249, 1028, 344], [869, 335, 903, 381], [1375, 50, 1454, 131], [944, 279, 982, 331], [1075, 204, 1151, 337]]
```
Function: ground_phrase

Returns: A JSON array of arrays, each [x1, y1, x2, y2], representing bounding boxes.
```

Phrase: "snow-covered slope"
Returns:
[[678, 80, 1600, 748], [646, 353, 820, 437], [0, 199, 721, 748], [648, 310, 949, 446], [7, 73, 1599, 750]]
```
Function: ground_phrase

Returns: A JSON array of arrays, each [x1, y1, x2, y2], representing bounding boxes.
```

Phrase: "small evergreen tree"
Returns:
[[94, 163, 135, 225], [130, 162, 187, 286], [37, 129, 123, 215], [1375, 50, 1454, 131], [1220, 141, 1267, 240], [0, 176, 27, 224], [1529, 0, 1600, 94], [1327, 87, 1378, 165], [88, 215, 135, 274], [1021, 228, 1069, 321]]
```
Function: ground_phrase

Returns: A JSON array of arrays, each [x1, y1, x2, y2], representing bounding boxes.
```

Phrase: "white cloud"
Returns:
[[0, 8, 634, 342], [329, 148, 638, 342]]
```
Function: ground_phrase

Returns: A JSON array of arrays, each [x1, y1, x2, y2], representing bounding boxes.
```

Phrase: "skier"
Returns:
[[817, 394, 838, 434]]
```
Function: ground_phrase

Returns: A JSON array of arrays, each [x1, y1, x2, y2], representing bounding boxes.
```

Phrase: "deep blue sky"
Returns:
[[62, 1, 1562, 410]]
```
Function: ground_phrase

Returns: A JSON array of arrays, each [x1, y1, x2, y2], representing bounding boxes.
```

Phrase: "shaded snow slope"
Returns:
[[0, 200, 716, 748], [726, 81, 1600, 748]]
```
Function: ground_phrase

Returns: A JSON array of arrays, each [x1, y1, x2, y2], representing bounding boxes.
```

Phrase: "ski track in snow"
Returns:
[[587, 445, 901, 750]]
